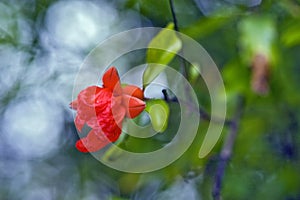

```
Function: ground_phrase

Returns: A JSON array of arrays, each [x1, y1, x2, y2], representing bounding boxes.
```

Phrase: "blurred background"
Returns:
[[1, 0, 300, 199]]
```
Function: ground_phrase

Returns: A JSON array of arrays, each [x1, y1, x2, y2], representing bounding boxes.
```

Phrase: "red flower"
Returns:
[[70, 67, 145, 153]]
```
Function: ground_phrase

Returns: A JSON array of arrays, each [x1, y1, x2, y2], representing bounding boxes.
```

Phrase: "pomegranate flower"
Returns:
[[70, 67, 145, 153]]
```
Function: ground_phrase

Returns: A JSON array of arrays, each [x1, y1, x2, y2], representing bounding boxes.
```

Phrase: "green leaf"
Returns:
[[281, 19, 300, 47], [181, 17, 231, 39], [143, 23, 182, 88], [239, 15, 276, 64], [145, 99, 170, 133]]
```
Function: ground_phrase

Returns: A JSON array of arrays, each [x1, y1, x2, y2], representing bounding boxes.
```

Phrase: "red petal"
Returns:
[[112, 105, 126, 126], [75, 115, 85, 132], [96, 104, 125, 135], [102, 67, 122, 95], [108, 104, 125, 135], [75, 140, 89, 153], [122, 85, 144, 100], [69, 99, 78, 110], [77, 87, 110, 123], [78, 86, 102, 106], [75, 129, 111, 153], [122, 95, 146, 118], [109, 126, 122, 142], [85, 116, 99, 130]]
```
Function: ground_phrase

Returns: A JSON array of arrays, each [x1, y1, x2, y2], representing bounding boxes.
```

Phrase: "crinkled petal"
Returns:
[[102, 67, 122, 95], [78, 86, 102, 107], [85, 116, 98, 129], [99, 121, 122, 142], [75, 115, 85, 132], [104, 104, 125, 135], [94, 92, 124, 134], [122, 85, 144, 100], [94, 88, 113, 108], [77, 87, 112, 123], [107, 126, 122, 142], [97, 109, 124, 135], [75, 129, 111, 153], [122, 94, 146, 118]]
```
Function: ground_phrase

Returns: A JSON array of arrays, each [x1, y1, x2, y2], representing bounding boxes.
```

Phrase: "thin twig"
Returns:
[[168, 0, 179, 31], [162, 89, 232, 125], [168, 0, 189, 79], [212, 96, 245, 200], [162, 89, 170, 102]]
